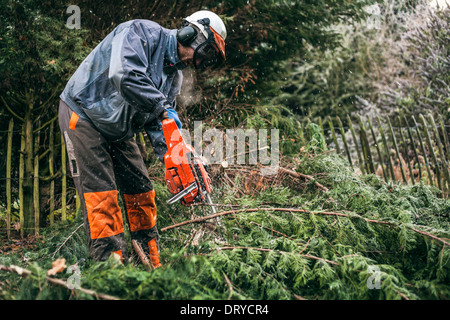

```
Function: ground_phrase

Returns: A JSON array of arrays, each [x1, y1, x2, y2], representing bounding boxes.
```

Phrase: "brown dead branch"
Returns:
[[131, 239, 153, 271], [277, 167, 330, 193]]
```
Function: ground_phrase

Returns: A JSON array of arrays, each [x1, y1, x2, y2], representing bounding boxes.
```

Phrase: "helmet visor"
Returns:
[[193, 40, 223, 69]]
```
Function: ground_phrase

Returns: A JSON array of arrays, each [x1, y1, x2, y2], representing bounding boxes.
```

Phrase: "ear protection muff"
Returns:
[[176, 25, 198, 46]]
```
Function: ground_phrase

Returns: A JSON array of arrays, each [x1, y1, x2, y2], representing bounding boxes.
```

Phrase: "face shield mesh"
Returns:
[[193, 40, 221, 69], [183, 20, 225, 70]]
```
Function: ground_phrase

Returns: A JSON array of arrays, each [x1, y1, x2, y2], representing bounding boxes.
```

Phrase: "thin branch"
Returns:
[[39, 170, 61, 182], [409, 227, 450, 247], [161, 207, 385, 232], [33, 115, 57, 134], [34, 86, 60, 112], [52, 223, 84, 258], [131, 239, 153, 271], [277, 167, 330, 193], [1, 96, 24, 122], [38, 148, 51, 161], [161, 206, 450, 246], [0, 264, 119, 300]]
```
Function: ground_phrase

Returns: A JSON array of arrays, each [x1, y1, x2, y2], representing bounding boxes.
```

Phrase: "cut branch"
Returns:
[[52, 223, 84, 258], [161, 207, 450, 246], [131, 239, 153, 271], [277, 167, 330, 193], [161, 207, 387, 232], [0, 264, 119, 300]]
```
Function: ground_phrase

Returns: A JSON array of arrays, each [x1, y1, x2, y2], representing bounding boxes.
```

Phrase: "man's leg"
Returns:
[[58, 100, 128, 262], [111, 139, 162, 268]]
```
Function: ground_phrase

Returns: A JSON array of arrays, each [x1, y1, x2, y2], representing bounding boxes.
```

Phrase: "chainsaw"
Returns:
[[162, 118, 216, 214]]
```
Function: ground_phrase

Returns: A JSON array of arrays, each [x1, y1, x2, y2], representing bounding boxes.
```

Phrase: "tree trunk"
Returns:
[[33, 120, 40, 236], [22, 109, 35, 235], [6, 119, 14, 239]]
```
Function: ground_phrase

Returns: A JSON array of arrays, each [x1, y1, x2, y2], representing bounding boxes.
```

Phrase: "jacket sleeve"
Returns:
[[108, 22, 168, 117]]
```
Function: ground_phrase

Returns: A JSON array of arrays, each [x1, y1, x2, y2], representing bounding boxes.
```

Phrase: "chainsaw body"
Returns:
[[162, 118, 212, 206]]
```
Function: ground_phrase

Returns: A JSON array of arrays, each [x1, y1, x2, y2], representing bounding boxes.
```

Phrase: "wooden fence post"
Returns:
[[61, 134, 67, 221], [367, 116, 387, 181], [327, 116, 341, 154], [33, 122, 40, 236], [6, 119, 14, 239], [412, 116, 433, 186], [397, 117, 414, 184], [387, 117, 407, 184], [404, 116, 422, 182], [347, 114, 365, 174], [376, 116, 395, 181], [356, 115, 375, 174], [49, 121, 55, 225], [317, 117, 325, 141], [428, 114, 450, 189], [19, 126, 25, 238], [420, 114, 442, 192], [438, 114, 449, 160], [336, 116, 353, 169]]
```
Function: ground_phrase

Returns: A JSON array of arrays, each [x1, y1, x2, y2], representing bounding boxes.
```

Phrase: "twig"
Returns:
[[277, 167, 330, 193], [0, 264, 119, 300], [161, 207, 386, 232], [409, 227, 450, 247], [190, 203, 243, 208], [131, 240, 153, 271], [1, 96, 24, 122], [52, 223, 84, 258], [223, 274, 234, 300], [298, 236, 317, 255], [397, 290, 410, 300]]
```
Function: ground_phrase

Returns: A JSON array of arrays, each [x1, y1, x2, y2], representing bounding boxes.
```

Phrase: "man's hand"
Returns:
[[160, 110, 169, 120], [163, 108, 182, 129]]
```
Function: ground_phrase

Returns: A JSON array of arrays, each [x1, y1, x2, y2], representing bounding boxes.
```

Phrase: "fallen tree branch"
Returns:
[[277, 167, 330, 193], [161, 207, 388, 232], [409, 227, 450, 247], [161, 207, 450, 246], [131, 239, 153, 271], [0, 264, 119, 300]]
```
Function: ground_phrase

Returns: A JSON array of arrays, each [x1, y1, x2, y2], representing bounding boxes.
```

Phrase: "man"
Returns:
[[58, 10, 227, 268]]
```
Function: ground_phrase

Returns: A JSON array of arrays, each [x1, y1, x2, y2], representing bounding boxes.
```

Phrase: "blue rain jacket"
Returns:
[[60, 19, 184, 151]]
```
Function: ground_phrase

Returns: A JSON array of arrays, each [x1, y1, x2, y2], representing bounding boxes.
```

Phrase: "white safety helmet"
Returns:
[[178, 10, 227, 69], [184, 10, 227, 42]]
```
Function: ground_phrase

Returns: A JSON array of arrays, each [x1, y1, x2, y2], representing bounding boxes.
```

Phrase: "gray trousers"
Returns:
[[58, 100, 161, 267]]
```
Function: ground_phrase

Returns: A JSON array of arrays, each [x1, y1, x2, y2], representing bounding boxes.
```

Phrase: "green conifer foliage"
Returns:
[[1, 123, 448, 300]]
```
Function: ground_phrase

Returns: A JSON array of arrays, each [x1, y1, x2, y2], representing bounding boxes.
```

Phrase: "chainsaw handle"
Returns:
[[162, 118, 182, 151]]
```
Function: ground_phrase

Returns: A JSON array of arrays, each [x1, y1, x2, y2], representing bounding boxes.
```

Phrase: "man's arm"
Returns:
[[108, 22, 169, 119]]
